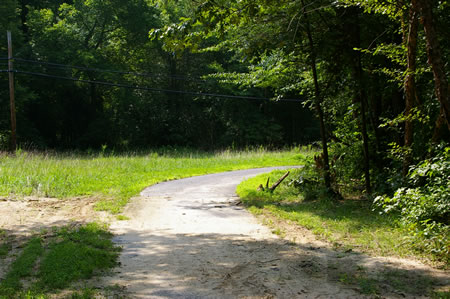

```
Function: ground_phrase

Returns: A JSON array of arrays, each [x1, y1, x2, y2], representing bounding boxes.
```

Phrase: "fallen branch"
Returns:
[[257, 171, 290, 192], [269, 171, 290, 192]]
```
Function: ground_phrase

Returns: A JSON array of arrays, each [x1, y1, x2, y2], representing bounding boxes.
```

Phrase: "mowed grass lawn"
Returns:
[[0, 148, 311, 213]]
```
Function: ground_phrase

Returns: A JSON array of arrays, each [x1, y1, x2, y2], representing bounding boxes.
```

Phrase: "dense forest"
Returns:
[[0, 0, 449, 258], [0, 0, 319, 150], [0, 0, 448, 153]]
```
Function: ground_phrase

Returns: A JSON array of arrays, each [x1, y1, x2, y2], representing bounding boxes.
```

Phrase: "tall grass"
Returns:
[[0, 147, 312, 213]]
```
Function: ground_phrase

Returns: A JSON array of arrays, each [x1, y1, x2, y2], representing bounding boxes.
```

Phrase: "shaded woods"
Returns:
[[0, 0, 317, 150]]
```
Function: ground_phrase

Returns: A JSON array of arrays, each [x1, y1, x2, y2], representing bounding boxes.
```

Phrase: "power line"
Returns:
[[14, 69, 302, 102], [14, 57, 208, 82]]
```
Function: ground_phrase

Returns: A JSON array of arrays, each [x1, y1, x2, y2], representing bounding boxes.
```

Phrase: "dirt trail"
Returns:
[[101, 168, 449, 298]]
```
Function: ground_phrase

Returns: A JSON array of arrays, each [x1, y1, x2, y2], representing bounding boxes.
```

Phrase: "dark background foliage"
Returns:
[[0, 0, 318, 151]]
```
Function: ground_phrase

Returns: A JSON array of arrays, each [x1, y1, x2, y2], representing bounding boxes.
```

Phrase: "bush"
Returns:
[[288, 160, 329, 201], [374, 145, 450, 262]]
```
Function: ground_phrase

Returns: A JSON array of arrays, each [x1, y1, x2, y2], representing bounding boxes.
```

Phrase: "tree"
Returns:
[[403, 0, 419, 174], [416, 0, 450, 140]]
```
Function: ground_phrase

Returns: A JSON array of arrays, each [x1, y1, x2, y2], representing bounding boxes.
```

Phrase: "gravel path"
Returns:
[[1, 168, 447, 297], [101, 167, 360, 298]]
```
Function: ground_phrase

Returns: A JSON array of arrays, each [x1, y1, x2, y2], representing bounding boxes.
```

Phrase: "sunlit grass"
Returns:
[[0, 147, 313, 213], [237, 169, 419, 259], [0, 223, 119, 298], [0, 238, 43, 295]]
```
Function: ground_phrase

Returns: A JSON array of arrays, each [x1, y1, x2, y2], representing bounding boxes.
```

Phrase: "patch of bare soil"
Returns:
[[0, 196, 111, 281], [256, 211, 450, 297]]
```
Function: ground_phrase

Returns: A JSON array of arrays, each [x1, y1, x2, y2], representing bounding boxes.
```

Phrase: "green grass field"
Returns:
[[0, 148, 310, 213]]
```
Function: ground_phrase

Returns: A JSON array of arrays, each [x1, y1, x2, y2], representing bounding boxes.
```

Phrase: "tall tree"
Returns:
[[403, 0, 419, 175], [300, 0, 332, 190], [416, 0, 450, 140]]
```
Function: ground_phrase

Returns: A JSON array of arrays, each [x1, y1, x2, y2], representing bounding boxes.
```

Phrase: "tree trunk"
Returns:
[[352, 11, 371, 194], [345, 7, 371, 194], [416, 0, 450, 139], [358, 82, 371, 194], [403, 0, 419, 176], [301, 0, 331, 190], [367, 73, 382, 153]]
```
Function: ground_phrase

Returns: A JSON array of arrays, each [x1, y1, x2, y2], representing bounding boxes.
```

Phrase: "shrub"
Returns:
[[374, 145, 450, 262], [288, 160, 329, 201]]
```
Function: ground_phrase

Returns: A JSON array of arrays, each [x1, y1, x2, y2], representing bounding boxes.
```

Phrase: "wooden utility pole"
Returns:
[[7, 31, 17, 151]]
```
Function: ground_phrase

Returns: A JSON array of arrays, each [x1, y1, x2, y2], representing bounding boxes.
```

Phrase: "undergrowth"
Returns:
[[374, 145, 449, 264]]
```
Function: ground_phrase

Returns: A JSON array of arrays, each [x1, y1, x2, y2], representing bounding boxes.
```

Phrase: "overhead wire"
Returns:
[[8, 57, 302, 102], [14, 57, 208, 82], [14, 69, 302, 102]]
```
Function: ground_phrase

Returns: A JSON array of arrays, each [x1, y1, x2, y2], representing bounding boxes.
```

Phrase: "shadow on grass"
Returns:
[[243, 189, 397, 233]]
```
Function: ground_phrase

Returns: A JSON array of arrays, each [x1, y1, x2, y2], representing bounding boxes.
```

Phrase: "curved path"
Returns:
[[102, 167, 363, 298]]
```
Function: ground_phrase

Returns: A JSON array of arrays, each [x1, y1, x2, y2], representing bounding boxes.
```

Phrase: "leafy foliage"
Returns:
[[0, 0, 315, 151], [374, 145, 450, 261], [0, 0, 449, 265]]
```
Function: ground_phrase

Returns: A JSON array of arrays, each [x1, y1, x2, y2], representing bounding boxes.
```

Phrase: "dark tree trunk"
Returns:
[[368, 74, 382, 153], [358, 82, 371, 194], [349, 9, 371, 194], [403, 0, 419, 176], [416, 0, 450, 139], [301, 0, 331, 190], [20, 1, 29, 37]]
